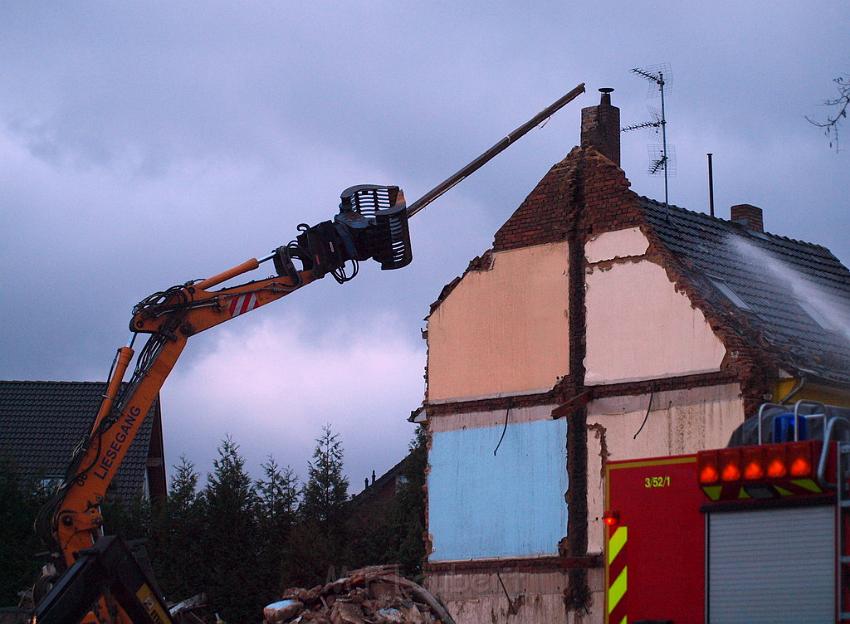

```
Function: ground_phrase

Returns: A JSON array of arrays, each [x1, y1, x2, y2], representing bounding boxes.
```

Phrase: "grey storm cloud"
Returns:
[[1, 1, 848, 487]]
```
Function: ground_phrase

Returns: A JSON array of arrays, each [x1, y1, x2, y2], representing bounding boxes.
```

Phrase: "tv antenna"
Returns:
[[624, 64, 673, 210]]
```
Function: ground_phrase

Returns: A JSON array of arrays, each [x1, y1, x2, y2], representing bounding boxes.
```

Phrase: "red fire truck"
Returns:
[[603, 401, 850, 624]]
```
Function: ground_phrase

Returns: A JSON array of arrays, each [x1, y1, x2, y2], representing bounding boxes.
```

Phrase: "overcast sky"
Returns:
[[1, 2, 847, 493]]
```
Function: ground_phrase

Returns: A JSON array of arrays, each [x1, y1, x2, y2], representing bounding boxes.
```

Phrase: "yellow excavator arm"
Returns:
[[31, 83, 587, 624], [34, 185, 411, 624]]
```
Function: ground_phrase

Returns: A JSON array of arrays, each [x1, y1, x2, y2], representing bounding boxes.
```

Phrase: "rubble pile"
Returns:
[[263, 566, 455, 624]]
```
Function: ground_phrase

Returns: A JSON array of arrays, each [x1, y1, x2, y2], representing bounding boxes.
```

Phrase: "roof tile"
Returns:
[[0, 381, 158, 500]]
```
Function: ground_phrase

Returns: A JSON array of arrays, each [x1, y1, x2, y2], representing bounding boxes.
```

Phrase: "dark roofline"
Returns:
[[636, 194, 850, 388], [0, 380, 166, 501], [351, 452, 413, 503], [637, 195, 833, 253], [0, 379, 111, 385]]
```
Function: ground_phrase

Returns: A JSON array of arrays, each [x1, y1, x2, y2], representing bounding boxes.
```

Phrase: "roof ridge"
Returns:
[[0, 379, 105, 385], [638, 195, 831, 251]]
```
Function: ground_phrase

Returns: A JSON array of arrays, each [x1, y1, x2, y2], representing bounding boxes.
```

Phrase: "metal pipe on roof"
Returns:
[[707, 153, 715, 218]]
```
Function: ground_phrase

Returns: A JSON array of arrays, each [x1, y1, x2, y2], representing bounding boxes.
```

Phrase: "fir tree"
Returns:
[[0, 459, 44, 605], [283, 425, 350, 586], [200, 437, 260, 621], [301, 425, 349, 529], [386, 425, 427, 579], [150, 455, 205, 602], [255, 457, 299, 601]]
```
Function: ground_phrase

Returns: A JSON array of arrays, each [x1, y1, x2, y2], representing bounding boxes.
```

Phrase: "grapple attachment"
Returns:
[[336, 184, 412, 270], [271, 184, 412, 283]]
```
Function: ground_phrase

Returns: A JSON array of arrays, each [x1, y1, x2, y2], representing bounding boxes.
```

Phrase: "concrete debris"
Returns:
[[264, 566, 455, 624]]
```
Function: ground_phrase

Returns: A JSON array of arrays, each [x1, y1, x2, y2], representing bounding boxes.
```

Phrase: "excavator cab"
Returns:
[[272, 185, 412, 283]]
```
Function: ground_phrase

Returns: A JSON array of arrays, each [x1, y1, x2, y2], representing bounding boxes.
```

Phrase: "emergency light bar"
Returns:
[[697, 441, 818, 485]]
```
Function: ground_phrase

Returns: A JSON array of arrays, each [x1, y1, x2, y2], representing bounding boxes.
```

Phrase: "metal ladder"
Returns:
[[756, 400, 828, 444], [836, 442, 850, 621], [817, 415, 850, 620]]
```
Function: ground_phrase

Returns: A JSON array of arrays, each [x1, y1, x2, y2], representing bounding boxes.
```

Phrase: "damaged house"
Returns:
[[418, 90, 850, 623]]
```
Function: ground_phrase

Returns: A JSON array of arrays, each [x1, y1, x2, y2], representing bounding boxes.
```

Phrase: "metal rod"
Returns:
[[659, 72, 668, 213], [407, 83, 586, 218], [707, 153, 715, 217]]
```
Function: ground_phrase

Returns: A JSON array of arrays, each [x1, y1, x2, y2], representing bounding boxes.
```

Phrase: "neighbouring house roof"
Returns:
[[640, 197, 850, 386], [0, 380, 162, 500], [351, 452, 414, 505]]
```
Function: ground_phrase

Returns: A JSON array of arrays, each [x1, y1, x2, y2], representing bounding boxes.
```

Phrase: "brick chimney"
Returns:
[[581, 88, 620, 166], [731, 204, 764, 232]]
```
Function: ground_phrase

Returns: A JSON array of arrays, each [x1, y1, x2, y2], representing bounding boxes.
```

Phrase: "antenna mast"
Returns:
[[624, 64, 673, 212]]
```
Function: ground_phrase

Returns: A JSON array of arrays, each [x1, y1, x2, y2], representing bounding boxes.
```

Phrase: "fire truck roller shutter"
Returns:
[[707, 505, 834, 623]]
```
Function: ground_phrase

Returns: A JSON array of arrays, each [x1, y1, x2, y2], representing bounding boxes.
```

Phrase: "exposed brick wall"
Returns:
[[426, 555, 600, 574], [425, 387, 562, 417], [492, 148, 582, 252], [580, 150, 642, 235], [563, 148, 590, 611]]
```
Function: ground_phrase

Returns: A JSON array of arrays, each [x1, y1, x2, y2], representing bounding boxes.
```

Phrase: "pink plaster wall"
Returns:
[[585, 227, 648, 263], [427, 242, 569, 402], [585, 258, 726, 385]]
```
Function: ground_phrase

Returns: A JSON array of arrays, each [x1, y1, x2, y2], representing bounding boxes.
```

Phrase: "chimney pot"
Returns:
[[581, 88, 620, 165], [730, 204, 764, 232]]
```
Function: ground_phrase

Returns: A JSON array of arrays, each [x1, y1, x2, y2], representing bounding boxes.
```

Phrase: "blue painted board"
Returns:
[[428, 418, 568, 561]]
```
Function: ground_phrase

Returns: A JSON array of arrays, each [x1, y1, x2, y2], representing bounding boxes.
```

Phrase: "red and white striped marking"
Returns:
[[229, 293, 258, 318]]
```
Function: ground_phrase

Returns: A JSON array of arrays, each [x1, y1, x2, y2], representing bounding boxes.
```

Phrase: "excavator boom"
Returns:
[[31, 84, 586, 624]]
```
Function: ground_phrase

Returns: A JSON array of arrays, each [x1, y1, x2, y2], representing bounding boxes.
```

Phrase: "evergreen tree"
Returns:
[[301, 425, 349, 529], [283, 425, 349, 586], [150, 455, 205, 601], [200, 437, 260, 621], [255, 457, 299, 601], [386, 425, 428, 579], [101, 492, 151, 543], [0, 460, 45, 605]]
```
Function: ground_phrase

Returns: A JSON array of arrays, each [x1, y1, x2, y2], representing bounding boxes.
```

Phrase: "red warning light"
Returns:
[[788, 442, 814, 477], [721, 462, 741, 482], [700, 465, 719, 484], [790, 457, 811, 477], [719, 449, 742, 482], [742, 447, 765, 481], [766, 445, 787, 478], [698, 451, 720, 484], [744, 460, 764, 480], [603, 511, 619, 527]]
